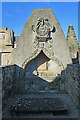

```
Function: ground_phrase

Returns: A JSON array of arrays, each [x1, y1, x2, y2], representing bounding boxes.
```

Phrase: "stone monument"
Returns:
[[0, 8, 80, 119]]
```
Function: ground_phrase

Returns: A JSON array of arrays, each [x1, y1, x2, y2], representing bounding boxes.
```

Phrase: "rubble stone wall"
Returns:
[[1, 65, 16, 107], [64, 64, 80, 108]]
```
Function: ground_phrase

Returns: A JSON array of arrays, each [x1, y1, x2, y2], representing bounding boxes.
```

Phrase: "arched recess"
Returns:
[[23, 48, 65, 90], [22, 48, 64, 72]]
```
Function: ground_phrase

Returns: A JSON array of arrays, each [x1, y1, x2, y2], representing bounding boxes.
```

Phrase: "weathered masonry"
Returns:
[[0, 9, 80, 119]]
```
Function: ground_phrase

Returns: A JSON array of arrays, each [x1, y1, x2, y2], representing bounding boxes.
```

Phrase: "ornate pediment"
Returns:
[[32, 18, 54, 42]]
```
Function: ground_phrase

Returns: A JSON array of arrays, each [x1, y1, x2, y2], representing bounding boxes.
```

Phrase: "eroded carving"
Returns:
[[32, 18, 55, 42]]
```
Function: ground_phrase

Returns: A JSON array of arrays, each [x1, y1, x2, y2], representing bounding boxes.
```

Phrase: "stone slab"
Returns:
[[2, 93, 78, 118]]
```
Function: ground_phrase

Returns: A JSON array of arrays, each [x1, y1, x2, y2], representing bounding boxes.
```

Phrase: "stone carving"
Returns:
[[32, 18, 54, 42]]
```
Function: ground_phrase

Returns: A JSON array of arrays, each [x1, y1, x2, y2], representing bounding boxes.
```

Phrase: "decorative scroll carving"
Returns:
[[32, 18, 54, 42]]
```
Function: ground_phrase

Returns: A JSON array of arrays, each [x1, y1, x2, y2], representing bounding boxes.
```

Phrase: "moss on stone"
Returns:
[[32, 49, 38, 56]]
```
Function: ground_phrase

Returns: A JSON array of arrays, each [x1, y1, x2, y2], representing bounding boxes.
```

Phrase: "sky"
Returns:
[[1, 2, 79, 44]]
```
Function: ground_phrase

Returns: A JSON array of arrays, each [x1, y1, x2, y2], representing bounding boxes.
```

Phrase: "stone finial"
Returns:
[[66, 25, 79, 63]]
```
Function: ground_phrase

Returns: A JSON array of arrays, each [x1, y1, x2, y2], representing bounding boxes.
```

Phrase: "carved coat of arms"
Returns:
[[32, 18, 54, 42]]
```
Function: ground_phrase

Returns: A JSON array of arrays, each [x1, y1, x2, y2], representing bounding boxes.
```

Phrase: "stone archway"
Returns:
[[22, 49, 64, 92], [22, 48, 64, 71]]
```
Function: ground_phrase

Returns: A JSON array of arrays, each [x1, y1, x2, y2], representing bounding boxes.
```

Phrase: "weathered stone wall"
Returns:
[[1, 65, 16, 107], [14, 9, 72, 68], [0, 66, 2, 120], [15, 65, 24, 93], [79, 48, 80, 64], [0, 27, 14, 67], [64, 64, 80, 108]]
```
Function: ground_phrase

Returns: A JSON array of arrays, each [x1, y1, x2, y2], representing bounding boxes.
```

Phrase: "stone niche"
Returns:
[[24, 51, 63, 92]]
